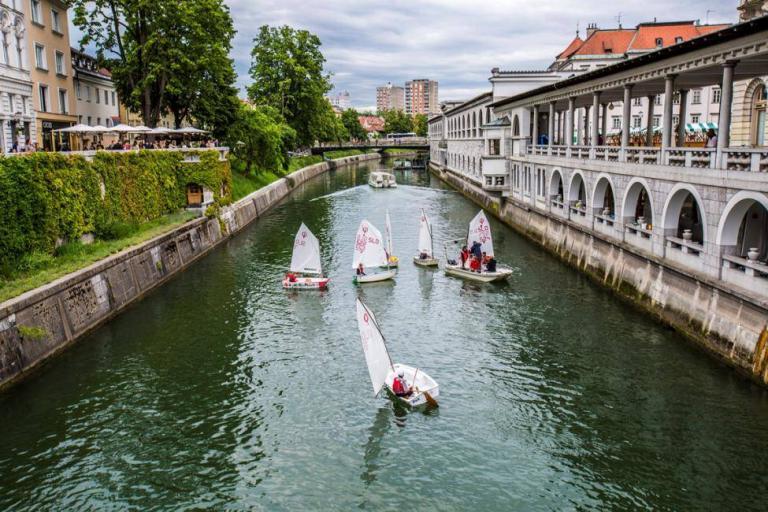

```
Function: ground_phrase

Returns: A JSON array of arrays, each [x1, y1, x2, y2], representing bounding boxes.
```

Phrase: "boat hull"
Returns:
[[413, 256, 439, 267], [282, 277, 330, 290], [354, 269, 397, 284], [444, 264, 512, 283], [385, 364, 439, 407]]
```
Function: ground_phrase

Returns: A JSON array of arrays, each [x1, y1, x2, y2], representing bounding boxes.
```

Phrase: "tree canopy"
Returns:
[[228, 104, 295, 175], [248, 25, 333, 148], [70, 0, 238, 131], [380, 109, 413, 134], [341, 109, 368, 141], [412, 113, 428, 137]]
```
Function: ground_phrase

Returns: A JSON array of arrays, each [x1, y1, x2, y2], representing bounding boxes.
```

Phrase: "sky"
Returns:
[[72, 0, 739, 110]]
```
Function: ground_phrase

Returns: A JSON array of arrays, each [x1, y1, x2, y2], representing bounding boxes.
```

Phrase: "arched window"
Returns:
[[751, 83, 766, 146], [513, 115, 520, 136]]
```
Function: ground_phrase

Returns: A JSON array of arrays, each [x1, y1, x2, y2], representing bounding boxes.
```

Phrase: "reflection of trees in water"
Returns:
[[361, 406, 393, 485]]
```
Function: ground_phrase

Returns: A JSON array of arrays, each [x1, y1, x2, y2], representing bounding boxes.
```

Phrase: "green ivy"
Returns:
[[0, 150, 231, 276]]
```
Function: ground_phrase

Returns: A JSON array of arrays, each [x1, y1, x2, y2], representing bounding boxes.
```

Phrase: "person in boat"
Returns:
[[392, 370, 412, 397], [419, 251, 429, 260], [486, 255, 497, 273], [286, 272, 298, 283], [460, 245, 469, 268], [470, 241, 483, 262], [469, 255, 481, 273], [356, 263, 366, 276]]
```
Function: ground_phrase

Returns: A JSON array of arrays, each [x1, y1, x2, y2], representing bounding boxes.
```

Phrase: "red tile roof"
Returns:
[[628, 22, 732, 51], [557, 36, 584, 59], [358, 115, 385, 132], [572, 29, 636, 56]]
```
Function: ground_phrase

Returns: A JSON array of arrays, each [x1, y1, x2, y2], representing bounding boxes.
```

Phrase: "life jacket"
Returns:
[[392, 377, 407, 395]]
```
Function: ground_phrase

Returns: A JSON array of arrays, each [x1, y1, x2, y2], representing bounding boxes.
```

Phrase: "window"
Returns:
[[673, 92, 680, 105], [691, 114, 700, 124], [489, 139, 500, 156], [38, 84, 48, 112], [2, 34, 8, 66], [30, 0, 41, 24], [653, 115, 660, 128], [633, 116, 641, 128], [7, 93, 14, 114], [104, 90, 108, 104], [612, 116, 621, 129], [96, 117, 101, 125], [34, 43, 45, 69], [75, 81, 81, 99], [712, 88, 721, 104], [675, 36, 683, 44], [58, 88, 67, 114], [95, 87, 99, 103], [751, 84, 766, 146], [87, 115, 91, 125], [51, 9, 61, 33], [54, 50, 64, 75], [672, 115, 679, 126], [633, 97, 642, 106], [655, 37, 663, 48], [692, 90, 701, 104], [654, 95, 662, 106], [85, 85, 91, 101]]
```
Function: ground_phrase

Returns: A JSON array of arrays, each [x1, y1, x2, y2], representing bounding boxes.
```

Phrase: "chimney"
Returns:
[[586, 22, 598, 38]]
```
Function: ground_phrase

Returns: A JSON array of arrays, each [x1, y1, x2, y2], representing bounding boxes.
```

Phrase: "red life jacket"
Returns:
[[392, 377, 406, 395]]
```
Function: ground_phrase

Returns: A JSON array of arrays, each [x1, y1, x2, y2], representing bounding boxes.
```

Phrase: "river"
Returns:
[[1, 158, 767, 511]]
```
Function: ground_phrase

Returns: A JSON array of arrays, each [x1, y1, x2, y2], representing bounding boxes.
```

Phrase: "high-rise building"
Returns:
[[376, 82, 404, 112], [405, 79, 439, 116], [26, 0, 78, 150], [326, 90, 351, 111], [0, 0, 36, 153]]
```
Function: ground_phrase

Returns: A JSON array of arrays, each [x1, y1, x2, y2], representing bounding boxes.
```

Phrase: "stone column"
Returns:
[[662, 75, 676, 149], [677, 89, 688, 147], [583, 105, 591, 146], [601, 103, 608, 143], [591, 92, 600, 147], [717, 61, 737, 152], [567, 97, 575, 147], [645, 95, 655, 147], [532, 105, 539, 145], [622, 84, 633, 149], [548, 101, 555, 147]]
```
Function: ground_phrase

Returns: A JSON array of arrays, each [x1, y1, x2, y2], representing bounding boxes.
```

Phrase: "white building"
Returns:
[[0, 0, 35, 153], [71, 48, 119, 128]]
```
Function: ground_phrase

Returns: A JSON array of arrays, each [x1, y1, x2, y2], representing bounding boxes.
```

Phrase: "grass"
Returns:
[[0, 211, 198, 304], [382, 148, 418, 155]]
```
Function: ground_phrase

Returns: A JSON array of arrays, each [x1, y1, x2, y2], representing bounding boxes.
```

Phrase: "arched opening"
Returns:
[[623, 181, 653, 228], [568, 172, 587, 210], [751, 82, 766, 146], [718, 194, 768, 261], [473, 111, 477, 137], [663, 187, 705, 244], [550, 170, 564, 203], [592, 177, 615, 217], [513, 115, 520, 136]]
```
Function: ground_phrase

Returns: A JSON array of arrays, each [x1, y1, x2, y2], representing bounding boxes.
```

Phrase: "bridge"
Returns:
[[310, 138, 429, 155]]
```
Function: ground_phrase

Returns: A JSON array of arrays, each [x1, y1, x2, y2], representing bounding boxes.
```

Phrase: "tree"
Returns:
[[228, 104, 296, 175], [412, 113, 428, 137], [341, 109, 368, 141], [380, 109, 412, 134], [70, 0, 236, 128], [248, 25, 333, 148], [313, 101, 348, 144]]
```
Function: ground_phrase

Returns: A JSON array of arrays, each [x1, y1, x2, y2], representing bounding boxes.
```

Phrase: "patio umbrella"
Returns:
[[150, 127, 172, 134], [173, 127, 208, 134], [109, 123, 138, 133], [130, 125, 152, 133], [53, 123, 98, 133]]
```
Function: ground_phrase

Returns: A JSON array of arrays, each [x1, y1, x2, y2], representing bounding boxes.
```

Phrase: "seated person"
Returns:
[[469, 255, 481, 273], [419, 251, 429, 260], [486, 256, 497, 272], [286, 272, 297, 283], [356, 263, 366, 276], [392, 370, 411, 397]]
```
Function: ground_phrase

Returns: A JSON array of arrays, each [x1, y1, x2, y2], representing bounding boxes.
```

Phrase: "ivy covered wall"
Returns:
[[0, 150, 231, 275]]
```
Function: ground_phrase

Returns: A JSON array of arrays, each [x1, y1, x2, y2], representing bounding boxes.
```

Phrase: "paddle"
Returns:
[[424, 391, 439, 408]]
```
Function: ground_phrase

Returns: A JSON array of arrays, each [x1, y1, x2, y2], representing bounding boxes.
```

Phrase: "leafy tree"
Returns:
[[341, 109, 367, 141], [70, 0, 236, 128], [380, 109, 412, 134], [227, 104, 296, 175], [313, 102, 348, 144], [248, 25, 332, 148], [412, 113, 428, 137]]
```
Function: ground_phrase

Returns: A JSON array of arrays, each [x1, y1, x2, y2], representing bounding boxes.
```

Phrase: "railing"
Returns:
[[666, 236, 703, 256], [526, 144, 768, 173]]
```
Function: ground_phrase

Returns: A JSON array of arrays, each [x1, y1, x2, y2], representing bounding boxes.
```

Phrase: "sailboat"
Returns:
[[383, 210, 399, 267], [356, 298, 439, 407], [444, 210, 513, 283], [413, 209, 438, 267], [283, 223, 330, 290], [353, 220, 398, 283]]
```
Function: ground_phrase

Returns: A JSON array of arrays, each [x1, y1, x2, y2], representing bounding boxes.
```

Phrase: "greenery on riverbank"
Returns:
[[0, 211, 197, 304]]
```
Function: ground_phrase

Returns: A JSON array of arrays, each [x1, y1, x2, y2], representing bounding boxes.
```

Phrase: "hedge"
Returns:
[[0, 150, 231, 275]]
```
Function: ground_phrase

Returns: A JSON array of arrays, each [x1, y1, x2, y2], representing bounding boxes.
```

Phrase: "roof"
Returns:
[[628, 22, 731, 51], [482, 118, 511, 127], [441, 91, 493, 117], [557, 36, 584, 59], [492, 15, 768, 109], [572, 29, 635, 56]]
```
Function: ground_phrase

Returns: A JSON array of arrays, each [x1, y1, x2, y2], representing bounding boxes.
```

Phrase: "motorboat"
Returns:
[[368, 171, 397, 188]]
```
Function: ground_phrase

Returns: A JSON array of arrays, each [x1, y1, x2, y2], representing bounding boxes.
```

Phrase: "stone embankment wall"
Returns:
[[430, 163, 768, 387], [0, 153, 381, 390]]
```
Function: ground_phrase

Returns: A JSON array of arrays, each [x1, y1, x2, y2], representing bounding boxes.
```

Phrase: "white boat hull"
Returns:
[[354, 268, 397, 284], [282, 276, 330, 290], [444, 264, 512, 283], [413, 256, 439, 267], [385, 364, 439, 407]]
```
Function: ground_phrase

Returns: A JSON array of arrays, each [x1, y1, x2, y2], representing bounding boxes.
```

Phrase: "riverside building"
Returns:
[[428, 9, 768, 384], [0, 0, 35, 153], [71, 48, 119, 129]]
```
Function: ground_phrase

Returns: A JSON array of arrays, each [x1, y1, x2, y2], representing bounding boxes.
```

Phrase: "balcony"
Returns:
[[481, 156, 507, 192], [722, 254, 768, 298]]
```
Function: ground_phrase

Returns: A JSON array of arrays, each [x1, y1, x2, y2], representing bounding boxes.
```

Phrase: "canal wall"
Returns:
[[0, 153, 382, 391], [430, 163, 768, 387]]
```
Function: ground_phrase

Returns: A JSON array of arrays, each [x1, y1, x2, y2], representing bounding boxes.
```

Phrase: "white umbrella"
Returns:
[[174, 127, 208, 134], [130, 125, 152, 133], [109, 123, 138, 133], [150, 127, 172, 134], [90, 125, 110, 133], [54, 123, 98, 133]]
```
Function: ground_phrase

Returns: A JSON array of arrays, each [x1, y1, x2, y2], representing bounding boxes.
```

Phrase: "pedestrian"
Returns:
[[706, 128, 717, 148]]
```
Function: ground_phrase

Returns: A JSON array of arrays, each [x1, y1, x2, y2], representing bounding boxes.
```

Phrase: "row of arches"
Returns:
[[546, 169, 767, 260], [447, 153, 482, 177], [448, 106, 493, 139]]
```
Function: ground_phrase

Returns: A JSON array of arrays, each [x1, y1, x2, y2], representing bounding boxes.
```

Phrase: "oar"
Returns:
[[424, 390, 439, 408]]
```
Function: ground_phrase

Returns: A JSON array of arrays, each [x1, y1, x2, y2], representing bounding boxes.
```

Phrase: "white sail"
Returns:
[[467, 210, 494, 257], [356, 299, 394, 396], [385, 210, 394, 256], [290, 223, 322, 274], [352, 220, 388, 269], [417, 210, 433, 256]]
